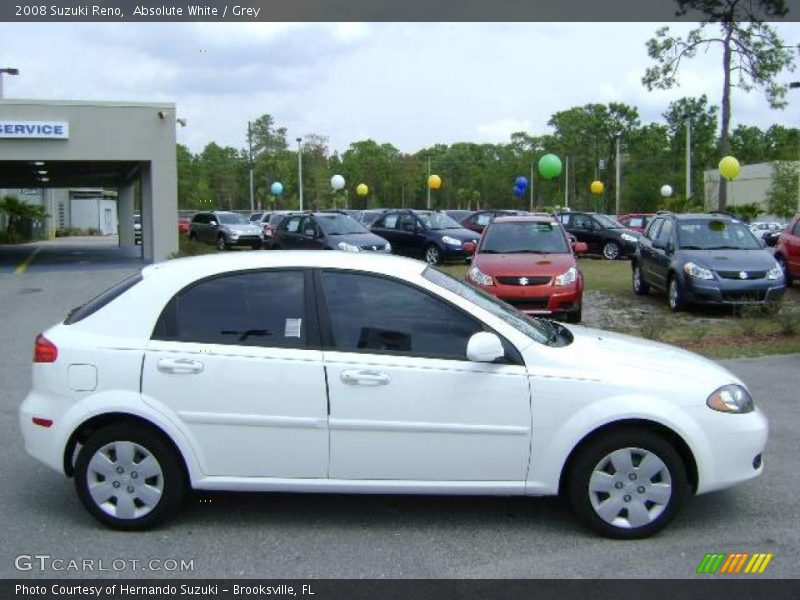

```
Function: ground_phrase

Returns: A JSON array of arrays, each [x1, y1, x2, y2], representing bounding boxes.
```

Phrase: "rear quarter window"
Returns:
[[64, 273, 143, 325]]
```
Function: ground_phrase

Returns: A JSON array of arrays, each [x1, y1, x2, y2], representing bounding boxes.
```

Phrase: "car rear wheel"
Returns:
[[776, 254, 792, 285], [668, 276, 684, 312], [75, 424, 186, 531], [567, 429, 688, 539], [632, 263, 650, 295], [425, 244, 442, 265], [602, 241, 620, 260]]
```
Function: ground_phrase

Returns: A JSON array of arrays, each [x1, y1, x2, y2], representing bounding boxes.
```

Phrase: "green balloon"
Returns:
[[538, 154, 563, 179]]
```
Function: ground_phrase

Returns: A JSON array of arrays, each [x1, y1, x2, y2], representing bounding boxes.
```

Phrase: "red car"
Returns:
[[466, 215, 587, 323], [617, 213, 655, 234], [178, 218, 191, 234], [774, 213, 800, 285]]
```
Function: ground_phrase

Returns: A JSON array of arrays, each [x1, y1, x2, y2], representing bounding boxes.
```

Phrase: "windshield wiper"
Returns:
[[535, 318, 560, 345]]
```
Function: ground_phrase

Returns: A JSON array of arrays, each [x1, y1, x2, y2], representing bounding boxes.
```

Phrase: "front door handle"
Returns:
[[340, 369, 390, 386], [157, 358, 204, 375]]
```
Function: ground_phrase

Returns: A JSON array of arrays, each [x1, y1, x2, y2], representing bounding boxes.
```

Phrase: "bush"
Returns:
[[776, 306, 800, 336], [639, 315, 670, 341]]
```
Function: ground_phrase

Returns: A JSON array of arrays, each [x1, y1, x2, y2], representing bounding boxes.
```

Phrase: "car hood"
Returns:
[[524, 325, 743, 395], [434, 228, 481, 242], [328, 232, 389, 247], [473, 252, 575, 276], [677, 248, 777, 271]]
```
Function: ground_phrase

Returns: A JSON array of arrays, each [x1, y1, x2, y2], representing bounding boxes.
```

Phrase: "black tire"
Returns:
[[632, 263, 650, 295], [251, 242, 263, 251], [566, 306, 582, 324], [216, 235, 228, 251], [567, 428, 688, 539], [188, 232, 197, 242], [775, 254, 792, 285], [668, 275, 684, 312], [602, 241, 620, 261], [74, 424, 186, 531], [425, 244, 443, 265]]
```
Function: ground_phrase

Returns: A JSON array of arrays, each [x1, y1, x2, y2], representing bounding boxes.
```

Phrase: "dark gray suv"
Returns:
[[189, 211, 264, 251], [632, 213, 785, 311]]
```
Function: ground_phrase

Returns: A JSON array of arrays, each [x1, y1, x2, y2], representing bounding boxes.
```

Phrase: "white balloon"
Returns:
[[660, 185, 673, 198], [331, 174, 345, 190]]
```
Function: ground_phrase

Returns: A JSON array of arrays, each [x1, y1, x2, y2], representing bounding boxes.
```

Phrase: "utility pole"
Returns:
[[426, 156, 431, 210], [564, 156, 569, 208], [614, 133, 622, 215], [296, 137, 304, 211], [248, 121, 254, 212], [685, 116, 692, 203], [529, 161, 534, 212]]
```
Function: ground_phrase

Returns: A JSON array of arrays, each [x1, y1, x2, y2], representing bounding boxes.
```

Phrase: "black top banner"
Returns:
[[2, 0, 800, 22]]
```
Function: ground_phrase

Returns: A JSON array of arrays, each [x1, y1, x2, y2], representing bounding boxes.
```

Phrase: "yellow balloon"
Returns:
[[356, 183, 369, 196], [719, 156, 741, 180], [590, 180, 604, 195], [428, 174, 442, 190]]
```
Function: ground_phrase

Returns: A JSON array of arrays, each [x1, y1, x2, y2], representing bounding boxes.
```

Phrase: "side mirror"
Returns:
[[209, 220, 218, 226], [466, 332, 505, 363], [573, 242, 588, 254]]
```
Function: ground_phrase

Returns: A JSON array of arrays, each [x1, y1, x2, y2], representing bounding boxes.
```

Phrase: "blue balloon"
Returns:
[[270, 182, 284, 196], [513, 185, 525, 197], [515, 176, 528, 189]]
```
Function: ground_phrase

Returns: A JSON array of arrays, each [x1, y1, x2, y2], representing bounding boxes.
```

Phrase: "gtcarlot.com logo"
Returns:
[[696, 552, 773, 574]]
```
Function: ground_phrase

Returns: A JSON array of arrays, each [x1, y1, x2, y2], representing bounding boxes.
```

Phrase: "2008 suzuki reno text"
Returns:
[[20, 252, 767, 538]]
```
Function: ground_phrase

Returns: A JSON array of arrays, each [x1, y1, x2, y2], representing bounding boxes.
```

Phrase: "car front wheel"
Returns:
[[217, 235, 228, 251], [668, 276, 684, 312], [602, 241, 620, 260], [567, 429, 688, 539], [74, 424, 186, 531], [425, 244, 443, 265]]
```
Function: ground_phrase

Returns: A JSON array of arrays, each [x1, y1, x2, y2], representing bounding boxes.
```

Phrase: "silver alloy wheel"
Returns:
[[669, 278, 680, 310], [217, 236, 227, 251], [86, 441, 164, 520], [425, 246, 441, 265], [603, 242, 620, 260], [588, 447, 673, 529], [633, 266, 642, 292]]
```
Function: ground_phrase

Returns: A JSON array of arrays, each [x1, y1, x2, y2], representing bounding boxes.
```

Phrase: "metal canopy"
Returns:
[[0, 160, 140, 188]]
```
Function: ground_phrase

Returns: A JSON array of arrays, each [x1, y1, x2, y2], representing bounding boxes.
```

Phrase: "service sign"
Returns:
[[0, 121, 69, 139]]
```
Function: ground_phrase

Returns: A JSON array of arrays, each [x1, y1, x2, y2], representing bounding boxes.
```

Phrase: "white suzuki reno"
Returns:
[[20, 251, 767, 538]]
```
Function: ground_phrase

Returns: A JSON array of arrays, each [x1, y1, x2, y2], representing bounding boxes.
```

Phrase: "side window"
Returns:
[[656, 219, 674, 245], [154, 271, 307, 349], [380, 214, 399, 229], [559, 214, 571, 226], [573, 214, 592, 230], [645, 218, 663, 240], [283, 217, 302, 233], [398, 213, 417, 232], [319, 271, 482, 360], [300, 216, 316, 235], [476, 213, 492, 226]]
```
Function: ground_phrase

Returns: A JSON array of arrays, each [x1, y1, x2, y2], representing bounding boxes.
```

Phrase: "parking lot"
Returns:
[[0, 238, 798, 578]]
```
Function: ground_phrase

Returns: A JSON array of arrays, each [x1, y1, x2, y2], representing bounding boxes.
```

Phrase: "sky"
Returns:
[[2, 22, 799, 155]]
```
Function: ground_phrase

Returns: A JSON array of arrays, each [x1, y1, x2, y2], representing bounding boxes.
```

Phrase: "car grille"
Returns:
[[716, 270, 767, 280], [360, 244, 386, 251], [496, 276, 552, 286], [504, 297, 550, 310], [721, 290, 767, 302]]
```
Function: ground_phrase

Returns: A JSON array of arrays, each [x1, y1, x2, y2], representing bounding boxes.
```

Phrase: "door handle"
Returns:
[[340, 369, 390, 386], [157, 358, 204, 375]]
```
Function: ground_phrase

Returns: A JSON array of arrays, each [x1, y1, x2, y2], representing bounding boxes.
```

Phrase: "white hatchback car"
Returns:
[[20, 252, 767, 538]]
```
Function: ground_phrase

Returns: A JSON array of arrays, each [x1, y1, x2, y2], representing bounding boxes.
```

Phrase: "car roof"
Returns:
[[142, 251, 427, 285], [491, 215, 557, 224]]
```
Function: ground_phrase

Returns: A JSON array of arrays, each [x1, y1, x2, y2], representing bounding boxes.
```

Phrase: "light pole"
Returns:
[[296, 137, 304, 211], [684, 115, 692, 203], [0, 67, 20, 98], [247, 121, 254, 212], [426, 156, 431, 210], [791, 82, 800, 211], [614, 133, 622, 215]]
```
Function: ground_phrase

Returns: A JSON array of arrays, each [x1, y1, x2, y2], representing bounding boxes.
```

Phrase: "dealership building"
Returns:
[[0, 99, 179, 261]]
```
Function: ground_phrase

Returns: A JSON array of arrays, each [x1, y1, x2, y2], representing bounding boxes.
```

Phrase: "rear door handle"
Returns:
[[340, 369, 390, 386], [157, 358, 204, 375]]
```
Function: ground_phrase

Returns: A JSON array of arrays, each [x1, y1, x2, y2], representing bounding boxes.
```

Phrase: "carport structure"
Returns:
[[0, 99, 178, 261]]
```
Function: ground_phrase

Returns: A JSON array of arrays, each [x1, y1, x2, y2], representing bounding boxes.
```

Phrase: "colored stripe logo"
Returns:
[[697, 553, 773, 574]]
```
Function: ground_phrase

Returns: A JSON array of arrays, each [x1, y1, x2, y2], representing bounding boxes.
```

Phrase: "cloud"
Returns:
[[476, 119, 534, 142]]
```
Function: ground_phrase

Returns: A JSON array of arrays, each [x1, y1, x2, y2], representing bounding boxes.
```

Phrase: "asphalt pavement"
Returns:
[[0, 238, 797, 579]]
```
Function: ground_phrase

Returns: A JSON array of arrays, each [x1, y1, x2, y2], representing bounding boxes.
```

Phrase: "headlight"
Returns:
[[468, 265, 493, 286], [442, 236, 462, 247], [767, 261, 783, 280], [384, 242, 392, 251], [684, 262, 714, 280], [620, 233, 638, 243], [337, 242, 361, 252], [707, 384, 754, 413], [554, 266, 578, 286]]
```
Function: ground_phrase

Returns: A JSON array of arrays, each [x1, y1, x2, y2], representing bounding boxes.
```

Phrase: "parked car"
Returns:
[[774, 214, 800, 285], [177, 218, 191, 234], [764, 225, 786, 248], [632, 213, 785, 311], [133, 214, 141, 245], [371, 209, 480, 265], [617, 213, 655, 235], [188, 211, 264, 250], [444, 209, 473, 223], [467, 215, 587, 323], [460, 209, 530, 234], [273, 212, 391, 253], [556, 211, 639, 260], [749, 221, 784, 243], [20, 251, 768, 537], [261, 211, 292, 249]]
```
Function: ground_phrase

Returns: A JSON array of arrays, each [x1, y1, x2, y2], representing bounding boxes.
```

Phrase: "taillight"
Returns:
[[34, 334, 58, 363]]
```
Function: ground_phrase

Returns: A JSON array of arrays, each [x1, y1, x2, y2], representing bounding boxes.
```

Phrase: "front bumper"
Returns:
[[227, 235, 264, 247], [477, 281, 582, 317], [683, 277, 785, 305]]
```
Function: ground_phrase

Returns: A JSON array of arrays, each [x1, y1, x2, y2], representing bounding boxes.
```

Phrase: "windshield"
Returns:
[[416, 211, 462, 230], [316, 214, 369, 235], [422, 266, 551, 345], [480, 221, 569, 254], [217, 213, 249, 225], [677, 219, 761, 250], [594, 214, 624, 229]]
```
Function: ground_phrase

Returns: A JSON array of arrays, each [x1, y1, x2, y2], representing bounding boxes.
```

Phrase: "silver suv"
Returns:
[[189, 211, 264, 250]]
